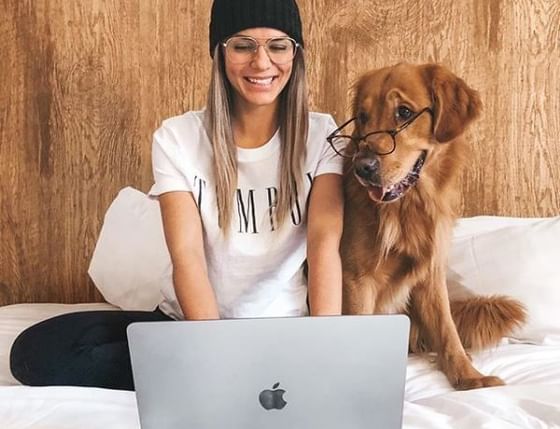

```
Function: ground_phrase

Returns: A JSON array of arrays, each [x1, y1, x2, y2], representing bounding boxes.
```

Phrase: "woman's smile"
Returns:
[[243, 75, 279, 89]]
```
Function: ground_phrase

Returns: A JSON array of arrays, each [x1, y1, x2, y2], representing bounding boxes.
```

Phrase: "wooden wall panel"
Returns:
[[1, 0, 559, 304]]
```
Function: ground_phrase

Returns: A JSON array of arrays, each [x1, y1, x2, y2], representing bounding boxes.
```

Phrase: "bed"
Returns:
[[2, 189, 560, 428], [1, 303, 559, 428]]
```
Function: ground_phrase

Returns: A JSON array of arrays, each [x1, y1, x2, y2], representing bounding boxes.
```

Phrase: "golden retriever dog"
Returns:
[[333, 63, 527, 390]]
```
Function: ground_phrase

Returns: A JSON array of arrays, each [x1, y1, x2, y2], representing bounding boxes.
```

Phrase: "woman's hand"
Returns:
[[306, 174, 344, 316], [159, 191, 220, 320]]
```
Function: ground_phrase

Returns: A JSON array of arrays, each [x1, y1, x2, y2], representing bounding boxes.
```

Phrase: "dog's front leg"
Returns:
[[342, 274, 377, 315], [409, 272, 504, 390]]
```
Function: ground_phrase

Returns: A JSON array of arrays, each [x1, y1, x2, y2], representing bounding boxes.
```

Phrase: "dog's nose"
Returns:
[[355, 158, 381, 184]]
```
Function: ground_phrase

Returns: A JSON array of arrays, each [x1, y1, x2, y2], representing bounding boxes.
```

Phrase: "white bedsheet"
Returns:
[[1, 304, 559, 429]]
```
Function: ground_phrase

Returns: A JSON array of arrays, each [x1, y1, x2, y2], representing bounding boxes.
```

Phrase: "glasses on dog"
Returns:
[[326, 107, 434, 158], [221, 36, 299, 65]]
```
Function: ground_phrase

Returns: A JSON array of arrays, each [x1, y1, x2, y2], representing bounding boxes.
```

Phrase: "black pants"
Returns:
[[9, 309, 173, 391]]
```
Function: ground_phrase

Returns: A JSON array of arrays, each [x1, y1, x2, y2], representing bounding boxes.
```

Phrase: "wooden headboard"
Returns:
[[1, 0, 559, 305]]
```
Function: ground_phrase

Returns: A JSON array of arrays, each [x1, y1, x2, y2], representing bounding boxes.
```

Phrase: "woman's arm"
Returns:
[[306, 173, 344, 316], [158, 191, 220, 320]]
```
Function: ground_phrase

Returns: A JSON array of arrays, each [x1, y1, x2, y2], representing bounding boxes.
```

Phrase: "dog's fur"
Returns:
[[340, 63, 527, 390]]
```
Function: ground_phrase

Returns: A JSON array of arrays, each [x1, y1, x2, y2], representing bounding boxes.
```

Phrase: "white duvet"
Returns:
[[1, 304, 559, 429]]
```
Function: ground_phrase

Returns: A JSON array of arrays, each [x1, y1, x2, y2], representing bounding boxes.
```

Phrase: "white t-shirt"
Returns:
[[149, 110, 343, 320]]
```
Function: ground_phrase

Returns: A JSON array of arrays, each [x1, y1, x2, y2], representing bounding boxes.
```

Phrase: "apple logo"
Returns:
[[259, 382, 287, 410]]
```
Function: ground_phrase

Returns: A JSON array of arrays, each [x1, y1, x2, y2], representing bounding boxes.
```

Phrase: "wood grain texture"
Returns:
[[1, 0, 559, 304]]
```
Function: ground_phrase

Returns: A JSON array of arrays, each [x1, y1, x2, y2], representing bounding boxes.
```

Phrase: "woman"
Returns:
[[10, 0, 343, 391]]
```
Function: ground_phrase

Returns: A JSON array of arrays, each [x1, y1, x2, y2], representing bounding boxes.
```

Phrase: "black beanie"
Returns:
[[209, 0, 304, 57]]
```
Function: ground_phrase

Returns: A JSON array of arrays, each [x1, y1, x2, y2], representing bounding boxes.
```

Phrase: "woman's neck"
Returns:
[[232, 100, 280, 149]]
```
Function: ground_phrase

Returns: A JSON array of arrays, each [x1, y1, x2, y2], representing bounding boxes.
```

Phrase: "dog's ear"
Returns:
[[423, 64, 482, 143], [351, 73, 370, 120]]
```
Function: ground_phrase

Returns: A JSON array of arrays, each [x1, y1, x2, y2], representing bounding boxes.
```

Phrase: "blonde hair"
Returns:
[[206, 45, 309, 234]]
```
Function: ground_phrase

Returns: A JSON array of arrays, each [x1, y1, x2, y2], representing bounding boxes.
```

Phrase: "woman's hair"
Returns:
[[205, 44, 309, 234]]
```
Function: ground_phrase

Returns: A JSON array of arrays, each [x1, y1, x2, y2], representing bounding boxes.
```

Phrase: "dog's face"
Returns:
[[349, 63, 481, 203]]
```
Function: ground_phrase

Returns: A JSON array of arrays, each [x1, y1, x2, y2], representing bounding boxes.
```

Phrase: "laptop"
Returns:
[[127, 315, 409, 429]]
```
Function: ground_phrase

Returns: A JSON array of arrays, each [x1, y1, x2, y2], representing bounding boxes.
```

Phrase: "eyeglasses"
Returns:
[[326, 107, 434, 158], [221, 36, 300, 65]]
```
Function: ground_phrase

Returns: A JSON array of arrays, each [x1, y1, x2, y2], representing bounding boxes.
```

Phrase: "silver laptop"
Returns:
[[127, 315, 409, 429]]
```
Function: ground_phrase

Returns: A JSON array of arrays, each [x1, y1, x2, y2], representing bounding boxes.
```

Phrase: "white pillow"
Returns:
[[448, 216, 560, 344], [88, 187, 170, 311], [452, 216, 547, 239]]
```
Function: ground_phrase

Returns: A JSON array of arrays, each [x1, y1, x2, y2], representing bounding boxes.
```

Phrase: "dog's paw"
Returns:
[[454, 375, 505, 390]]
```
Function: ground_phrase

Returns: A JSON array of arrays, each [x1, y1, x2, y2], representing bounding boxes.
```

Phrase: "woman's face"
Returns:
[[223, 27, 294, 111]]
